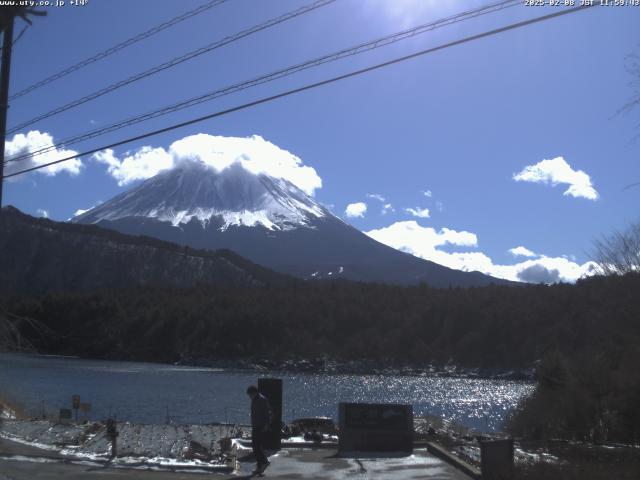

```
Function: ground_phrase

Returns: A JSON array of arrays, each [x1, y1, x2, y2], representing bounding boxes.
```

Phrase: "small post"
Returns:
[[80, 402, 91, 422], [71, 394, 80, 422], [106, 417, 118, 458], [480, 438, 514, 480]]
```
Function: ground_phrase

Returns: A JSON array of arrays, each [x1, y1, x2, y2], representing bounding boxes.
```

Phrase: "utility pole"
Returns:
[[0, 14, 14, 213], [0, 6, 45, 214]]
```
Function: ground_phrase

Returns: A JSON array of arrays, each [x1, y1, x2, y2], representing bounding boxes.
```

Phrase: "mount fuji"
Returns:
[[73, 161, 509, 287]]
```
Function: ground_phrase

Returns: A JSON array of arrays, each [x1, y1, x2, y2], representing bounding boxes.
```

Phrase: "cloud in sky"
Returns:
[[517, 263, 560, 284], [367, 193, 386, 202], [508, 246, 537, 258], [36, 208, 49, 218], [513, 156, 599, 200], [367, 221, 477, 253], [345, 202, 367, 218], [65, 202, 101, 221], [93, 134, 322, 195], [365, 193, 395, 215], [5, 130, 82, 179], [65, 201, 103, 221], [366, 221, 596, 283], [422, 190, 432, 198], [405, 207, 430, 218]]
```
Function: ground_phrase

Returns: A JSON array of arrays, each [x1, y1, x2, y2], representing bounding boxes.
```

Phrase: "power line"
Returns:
[[4, 3, 596, 180], [5, 0, 518, 164], [8, 0, 229, 100], [4, 0, 520, 166], [7, 0, 336, 135]]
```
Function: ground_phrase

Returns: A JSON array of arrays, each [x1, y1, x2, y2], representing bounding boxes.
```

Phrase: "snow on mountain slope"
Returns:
[[76, 161, 327, 231]]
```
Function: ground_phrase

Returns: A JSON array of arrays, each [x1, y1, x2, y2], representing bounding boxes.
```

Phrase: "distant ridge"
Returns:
[[0, 206, 292, 293]]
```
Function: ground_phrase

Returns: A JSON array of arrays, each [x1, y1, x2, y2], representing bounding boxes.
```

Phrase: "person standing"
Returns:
[[247, 385, 271, 475]]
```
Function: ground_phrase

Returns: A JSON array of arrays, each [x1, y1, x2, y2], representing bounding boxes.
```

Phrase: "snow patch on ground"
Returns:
[[0, 420, 241, 467]]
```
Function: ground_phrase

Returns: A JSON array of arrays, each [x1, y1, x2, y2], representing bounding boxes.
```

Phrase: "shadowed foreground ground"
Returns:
[[0, 437, 471, 479]]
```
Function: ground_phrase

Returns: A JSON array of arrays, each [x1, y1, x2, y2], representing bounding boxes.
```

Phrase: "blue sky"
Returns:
[[3, 0, 639, 282]]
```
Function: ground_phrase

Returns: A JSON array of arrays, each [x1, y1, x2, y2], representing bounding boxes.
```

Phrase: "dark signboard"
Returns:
[[71, 394, 80, 410], [59, 408, 72, 420], [338, 403, 413, 453]]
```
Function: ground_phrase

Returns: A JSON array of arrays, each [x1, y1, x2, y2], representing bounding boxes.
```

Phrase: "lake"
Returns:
[[0, 354, 534, 432]]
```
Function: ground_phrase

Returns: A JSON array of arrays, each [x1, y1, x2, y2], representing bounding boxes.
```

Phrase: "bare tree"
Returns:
[[620, 49, 640, 118], [0, 309, 46, 353], [0, 312, 25, 352], [619, 49, 640, 190], [591, 222, 640, 275]]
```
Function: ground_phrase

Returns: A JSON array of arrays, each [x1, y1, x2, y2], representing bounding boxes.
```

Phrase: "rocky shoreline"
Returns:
[[175, 356, 536, 381]]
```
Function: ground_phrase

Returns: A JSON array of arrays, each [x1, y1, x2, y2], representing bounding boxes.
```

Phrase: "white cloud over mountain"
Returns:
[[366, 221, 597, 283], [4, 130, 82, 178], [513, 156, 599, 200], [345, 202, 367, 218], [93, 147, 173, 187], [93, 134, 322, 195]]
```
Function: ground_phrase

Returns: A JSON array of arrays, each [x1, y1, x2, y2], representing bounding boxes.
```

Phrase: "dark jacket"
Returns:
[[251, 393, 271, 429]]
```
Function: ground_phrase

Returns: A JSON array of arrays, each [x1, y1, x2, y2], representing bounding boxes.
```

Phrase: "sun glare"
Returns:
[[374, 0, 462, 26]]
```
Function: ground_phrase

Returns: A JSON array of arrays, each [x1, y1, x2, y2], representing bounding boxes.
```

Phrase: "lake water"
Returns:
[[0, 354, 534, 432]]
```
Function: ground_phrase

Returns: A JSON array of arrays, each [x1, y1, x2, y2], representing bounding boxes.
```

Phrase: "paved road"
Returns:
[[0, 439, 471, 479], [236, 448, 472, 479]]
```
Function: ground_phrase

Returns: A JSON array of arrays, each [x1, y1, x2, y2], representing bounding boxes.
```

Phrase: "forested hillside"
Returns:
[[0, 206, 292, 292], [3, 273, 638, 370]]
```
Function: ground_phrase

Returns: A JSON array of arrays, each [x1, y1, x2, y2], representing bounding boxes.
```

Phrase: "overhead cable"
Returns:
[[4, 3, 595, 179]]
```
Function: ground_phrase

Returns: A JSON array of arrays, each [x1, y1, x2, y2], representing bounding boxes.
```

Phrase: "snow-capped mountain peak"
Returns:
[[74, 162, 327, 231], [73, 157, 511, 287]]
